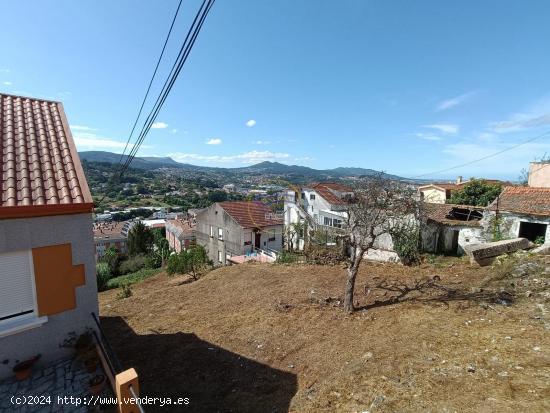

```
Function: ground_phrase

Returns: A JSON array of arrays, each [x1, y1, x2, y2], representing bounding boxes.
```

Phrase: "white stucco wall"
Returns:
[[0, 213, 98, 379]]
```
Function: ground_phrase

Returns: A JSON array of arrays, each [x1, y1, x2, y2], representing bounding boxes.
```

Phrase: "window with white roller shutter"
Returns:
[[0, 250, 38, 323]]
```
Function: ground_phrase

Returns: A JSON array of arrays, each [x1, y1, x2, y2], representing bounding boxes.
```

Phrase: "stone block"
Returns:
[[463, 238, 533, 266]]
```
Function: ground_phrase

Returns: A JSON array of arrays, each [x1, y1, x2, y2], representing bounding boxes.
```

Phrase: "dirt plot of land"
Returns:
[[99, 256, 550, 412]]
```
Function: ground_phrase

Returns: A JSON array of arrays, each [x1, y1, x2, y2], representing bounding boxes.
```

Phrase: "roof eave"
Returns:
[[0, 203, 94, 220]]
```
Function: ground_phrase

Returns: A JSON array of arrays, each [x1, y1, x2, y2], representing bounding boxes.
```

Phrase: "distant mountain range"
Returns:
[[79, 151, 409, 181]]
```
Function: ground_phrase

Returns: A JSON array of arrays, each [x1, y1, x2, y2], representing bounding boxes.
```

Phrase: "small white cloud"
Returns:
[[491, 112, 550, 133], [253, 140, 271, 145], [168, 150, 290, 164], [151, 122, 168, 129], [436, 91, 477, 111], [171, 128, 178, 134], [206, 138, 222, 145], [423, 124, 459, 134], [0, 69, 10, 73], [246, 119, 256, 127], [415, 132, 443, 141], [70, 125, 97, 132], [294, 156, 314, 162], [3, 81, 12, 86], [74, 132, 151, 150]]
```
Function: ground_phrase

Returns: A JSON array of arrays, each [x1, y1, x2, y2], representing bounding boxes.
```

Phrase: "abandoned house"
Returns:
[[485, 186, 550, 245], [421, 203, 485, 255], [195, 201, 283, 265]]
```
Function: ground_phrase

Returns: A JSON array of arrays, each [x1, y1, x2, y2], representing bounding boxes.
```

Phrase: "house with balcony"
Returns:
[[0, 93, 98, 378], [195, 201, 283, 264], [284, 182, 353, 250], [93, 221, 128, 260]]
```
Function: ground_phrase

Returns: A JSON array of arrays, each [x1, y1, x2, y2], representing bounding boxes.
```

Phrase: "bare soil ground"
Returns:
[[99, 255, 550, 412]]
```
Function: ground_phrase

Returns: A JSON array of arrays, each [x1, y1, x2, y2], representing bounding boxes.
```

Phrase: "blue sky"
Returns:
[[1, 0, 550, 179]]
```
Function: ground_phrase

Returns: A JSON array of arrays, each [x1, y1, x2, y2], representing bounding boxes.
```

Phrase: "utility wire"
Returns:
[[95, 0, 215, 208], [119, 0, 215, 177], [409, 129, 550, 179], [115, 0, 184, 172]]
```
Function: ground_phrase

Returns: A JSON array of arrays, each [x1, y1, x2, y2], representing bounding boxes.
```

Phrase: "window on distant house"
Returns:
[[310, 194, 315, 200], [301, 192, 305, 200], [268, 230, 276, 242], [0, 250, 46, 335], [324, 217, 332, 226], [218, 250, 223, 263], [333, 219, 342, 228], [210, 226, 214, 237], [218, 228, 223, 240]]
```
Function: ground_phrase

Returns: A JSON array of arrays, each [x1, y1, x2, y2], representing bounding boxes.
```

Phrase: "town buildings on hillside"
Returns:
[[0, 93, 98, 378], [195, 201, 283, 265]]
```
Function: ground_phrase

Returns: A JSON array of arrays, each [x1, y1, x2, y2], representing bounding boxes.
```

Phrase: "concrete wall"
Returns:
[[196, 204, 244, 264], [528, 162, 550, 188], [483, 211, 550, 244], [419, 187, 446, 204], [0, 213, 98, 379], [421, 222, 485, 255]]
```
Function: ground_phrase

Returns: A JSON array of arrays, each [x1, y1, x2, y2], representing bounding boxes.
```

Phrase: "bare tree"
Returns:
[[342, 174, 420, 312]]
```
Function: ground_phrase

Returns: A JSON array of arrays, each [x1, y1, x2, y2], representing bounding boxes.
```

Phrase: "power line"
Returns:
[[116, 0, 184, 172], [119, 0, 215, 177], [409, 129, 550, 179], [95, 0, 215, 208]]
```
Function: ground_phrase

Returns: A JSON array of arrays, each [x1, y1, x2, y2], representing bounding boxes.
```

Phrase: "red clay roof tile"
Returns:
[[488, 186, 550, 216], [218, 201, 283, 229], [0, 93, 93, 218]]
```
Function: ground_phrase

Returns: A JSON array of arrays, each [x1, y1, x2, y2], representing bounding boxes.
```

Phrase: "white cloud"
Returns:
[[415, 132, 442, 141], [3, 81, 12, 86], [206, 138, 222, 145], [73, 132, 151, 150], [253, 140, 271, 145], [168, 150, 290, 164], [171, 128, 178, 134], [294, 156, 314, 162], [151, 122, 168, 129], [436, 91, 477, 111], [70, 125, 97, 132], [423, 124, 459, 134], [491, 112, 550, 133], [246, 119, 256, 127]]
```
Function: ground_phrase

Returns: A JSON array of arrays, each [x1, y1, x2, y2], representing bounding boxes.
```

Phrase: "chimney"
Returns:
[[456, 176, 463, 185]]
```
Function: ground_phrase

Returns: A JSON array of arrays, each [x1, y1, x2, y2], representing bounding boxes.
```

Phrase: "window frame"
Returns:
[[0, 250, 48, 338]]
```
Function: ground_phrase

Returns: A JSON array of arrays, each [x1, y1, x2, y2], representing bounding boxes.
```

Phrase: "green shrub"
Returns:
[[116, 283, 132, 299], [166, 245, 211, 280], [118, 254, 148, 275], [276, 251, 300, 264], [105, 268, 161, 289], [389, 223, 421, 266], [96, 262, 112, 292]]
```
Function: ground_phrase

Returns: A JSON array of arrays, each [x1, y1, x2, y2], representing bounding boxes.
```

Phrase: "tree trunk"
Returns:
[[343, 246, 363, 312]]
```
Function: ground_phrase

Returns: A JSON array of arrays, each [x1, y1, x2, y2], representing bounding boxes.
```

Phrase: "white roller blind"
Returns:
[[0, 250, 35, 320]]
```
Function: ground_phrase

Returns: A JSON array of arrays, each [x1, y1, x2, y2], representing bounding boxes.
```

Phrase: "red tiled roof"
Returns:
[[93, 221, 126, 239], [310, 182, 353, 205], [0, 93, 93, 219], [219, 201, 283, 229], [488, 186, 550, 216]]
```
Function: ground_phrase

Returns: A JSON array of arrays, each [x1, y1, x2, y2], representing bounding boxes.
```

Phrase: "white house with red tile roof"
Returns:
[[195, 201, 283, 265], [284, 182, 353, 250], [0, 93, 98, 379]]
